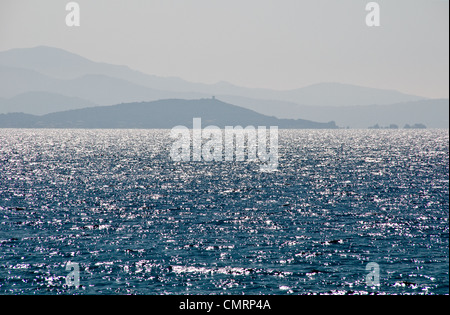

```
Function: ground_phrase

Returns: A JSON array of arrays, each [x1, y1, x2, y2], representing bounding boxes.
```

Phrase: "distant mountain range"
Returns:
[[0, 46, 426, 106], [0, 91, 97, 116], [0, 99, 338, 129], [0, 46, 448, 128], [0, 65, 203, 105]]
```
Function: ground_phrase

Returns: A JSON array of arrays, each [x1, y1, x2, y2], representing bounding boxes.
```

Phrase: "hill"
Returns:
[[0, 98, 338, 129]]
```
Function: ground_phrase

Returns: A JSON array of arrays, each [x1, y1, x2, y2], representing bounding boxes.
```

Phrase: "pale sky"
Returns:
[[0, 0, 448, 98]]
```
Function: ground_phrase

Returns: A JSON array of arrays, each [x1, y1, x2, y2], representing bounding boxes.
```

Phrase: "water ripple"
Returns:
[[0, 129, 448, 294]]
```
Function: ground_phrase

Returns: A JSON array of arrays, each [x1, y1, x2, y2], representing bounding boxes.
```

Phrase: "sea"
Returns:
[[0, 129, 448, 295]]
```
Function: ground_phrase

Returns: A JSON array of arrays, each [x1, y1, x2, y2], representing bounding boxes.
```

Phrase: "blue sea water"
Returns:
[[0, 129, 448, 295]]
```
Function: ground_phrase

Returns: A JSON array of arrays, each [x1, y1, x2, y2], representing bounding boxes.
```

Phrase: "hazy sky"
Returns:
[[0, 0, 448, 98]]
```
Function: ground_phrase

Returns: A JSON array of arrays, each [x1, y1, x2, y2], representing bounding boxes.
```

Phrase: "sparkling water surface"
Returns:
[[0, 129, 448, 295]]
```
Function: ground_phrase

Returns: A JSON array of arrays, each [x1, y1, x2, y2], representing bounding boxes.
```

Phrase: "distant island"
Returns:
[[368, 123, 427, 129], [403, 123, 427, 129], [0, 98, 338, 129]]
